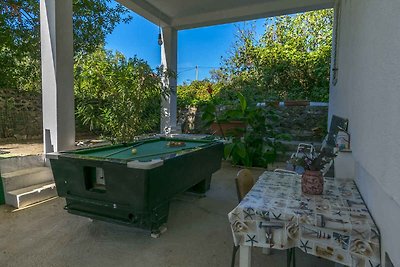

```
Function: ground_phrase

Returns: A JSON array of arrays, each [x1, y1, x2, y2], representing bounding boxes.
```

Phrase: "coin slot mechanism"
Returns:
[[84, 167, 106, 193]]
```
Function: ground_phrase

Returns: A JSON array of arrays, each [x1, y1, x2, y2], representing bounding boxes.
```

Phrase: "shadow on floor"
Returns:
[[0, 162, 333, 267]]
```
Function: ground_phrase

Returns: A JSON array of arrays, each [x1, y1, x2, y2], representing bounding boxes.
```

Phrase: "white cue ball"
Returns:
[[131, 148, 137, 154]]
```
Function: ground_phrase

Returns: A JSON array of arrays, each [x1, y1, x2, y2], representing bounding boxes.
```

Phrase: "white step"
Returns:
[[6, 182, 57, 208], [0, 155, 44, 173], [1, 167, 54, 192]]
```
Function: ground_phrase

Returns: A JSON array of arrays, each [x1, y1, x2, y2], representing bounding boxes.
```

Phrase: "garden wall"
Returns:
[[0, 88, 328, 144], [0, 89, 42, 139], [179, 102, 329, 142]]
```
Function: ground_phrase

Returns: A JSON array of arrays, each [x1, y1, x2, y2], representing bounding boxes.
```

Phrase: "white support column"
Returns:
[[160, 27, 178, 134], [40, 0, 75, 152]]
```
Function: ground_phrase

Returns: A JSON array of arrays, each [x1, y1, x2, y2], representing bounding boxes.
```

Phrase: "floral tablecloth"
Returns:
[[228, 171, 380, 267]]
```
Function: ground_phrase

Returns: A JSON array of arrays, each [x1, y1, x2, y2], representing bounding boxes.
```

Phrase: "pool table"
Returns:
[[47, 136, 224, 234]]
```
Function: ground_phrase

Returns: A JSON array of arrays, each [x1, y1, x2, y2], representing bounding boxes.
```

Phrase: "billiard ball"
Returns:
[[131, 148, 137, 154]]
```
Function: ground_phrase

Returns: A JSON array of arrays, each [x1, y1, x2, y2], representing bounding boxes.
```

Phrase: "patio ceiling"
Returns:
[[116, 0, 335, 30]]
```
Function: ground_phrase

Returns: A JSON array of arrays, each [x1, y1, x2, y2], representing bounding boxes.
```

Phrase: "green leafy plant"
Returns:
[[224, 94, 290, 167], [202, 90, 290, 167], [1, 0, 132, 92], [200, 84, 230, 139], [212, 9, 333, 102], [289, 147, 336, 171], [74, 48, 170, 142], [177, 80, 223, 109]]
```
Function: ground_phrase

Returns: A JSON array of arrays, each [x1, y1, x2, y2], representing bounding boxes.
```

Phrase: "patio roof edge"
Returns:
[[173, 1, 335, 30], [116, 0, 172, 27]]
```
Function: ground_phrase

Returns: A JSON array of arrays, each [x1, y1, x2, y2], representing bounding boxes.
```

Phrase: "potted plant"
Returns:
[[289, 148, 336, 195], [202, 88, 290, 167], [201, 85, 246, 138]]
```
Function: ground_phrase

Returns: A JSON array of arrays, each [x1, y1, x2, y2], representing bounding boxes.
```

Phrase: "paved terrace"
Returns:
[[0, 162, 332, 267]]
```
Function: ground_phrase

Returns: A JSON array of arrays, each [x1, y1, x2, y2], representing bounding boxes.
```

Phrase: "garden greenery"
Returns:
[[179, 10, 333, 107], [74, 49, 167, 142], [0, 0, 132, 91]]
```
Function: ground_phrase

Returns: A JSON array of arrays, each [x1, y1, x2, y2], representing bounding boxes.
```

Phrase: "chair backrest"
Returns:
[[326, 115, 349, 147], [294, 143, 316, 159], [235, 169, 254, 202]]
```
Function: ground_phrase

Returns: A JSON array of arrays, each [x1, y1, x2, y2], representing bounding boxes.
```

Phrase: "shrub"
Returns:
[[74, 48, 168, 142]]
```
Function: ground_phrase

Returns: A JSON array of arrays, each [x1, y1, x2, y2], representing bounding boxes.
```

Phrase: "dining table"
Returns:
[[228, 171, 381, 267]]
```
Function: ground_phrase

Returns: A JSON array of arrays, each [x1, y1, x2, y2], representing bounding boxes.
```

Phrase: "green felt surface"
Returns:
[[72, 139, 210, 161]]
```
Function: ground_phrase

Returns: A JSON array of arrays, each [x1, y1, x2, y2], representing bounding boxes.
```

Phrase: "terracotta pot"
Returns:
[[284, 100, 310, 107], [301, 170, 323, 195], [268, 101, 280, 107], [210, 121, 246, 137]]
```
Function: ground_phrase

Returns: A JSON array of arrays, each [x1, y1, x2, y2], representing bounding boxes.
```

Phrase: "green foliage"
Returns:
[[202, 92, 290, 167], [289, 147, 336, 171], [74, 48, 167, 142], [0, 0, 132, 91], [177, 80, 224, 108], [214, 10, 333, 102], [222, 94, 290, 167]]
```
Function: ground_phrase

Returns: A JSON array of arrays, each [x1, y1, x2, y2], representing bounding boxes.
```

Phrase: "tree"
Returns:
[[216, 10, 333, 102], [74, 48, 168, 142], [0, 0, 132, 91]]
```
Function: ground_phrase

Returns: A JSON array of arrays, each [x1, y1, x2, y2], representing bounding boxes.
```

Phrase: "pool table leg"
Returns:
[[187, 175, 212, 194], [151, 224, 168, 238]]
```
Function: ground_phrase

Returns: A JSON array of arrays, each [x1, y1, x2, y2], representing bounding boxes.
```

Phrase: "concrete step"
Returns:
[[0, 155, 45, 173], [1, 167, 54, 192], [6, 182, 57, 208]]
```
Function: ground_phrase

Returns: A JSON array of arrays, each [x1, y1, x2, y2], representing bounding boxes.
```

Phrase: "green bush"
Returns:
[[177, 80, 224, 109], [213, 10, 333, 102], [74, 48, 168, 142], [202, 92, 290, 167]]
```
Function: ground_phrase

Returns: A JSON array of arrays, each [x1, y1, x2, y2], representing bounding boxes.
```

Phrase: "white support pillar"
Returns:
[[160, 27, 178, 134], [40, 0, 75, 152]]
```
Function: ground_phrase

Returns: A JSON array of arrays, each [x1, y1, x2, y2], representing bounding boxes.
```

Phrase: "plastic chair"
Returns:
[[295, 143, 316, 158], [235, 169, 255, 202]]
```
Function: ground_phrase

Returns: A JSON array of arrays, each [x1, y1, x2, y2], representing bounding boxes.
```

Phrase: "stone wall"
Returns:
[[0, 89, 328, 143], [0, 89, 42, 139], [274, 104, 328, 142], [179, 103, 329, 142]]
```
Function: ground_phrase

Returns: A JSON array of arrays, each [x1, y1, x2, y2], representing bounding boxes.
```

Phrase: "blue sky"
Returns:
[[106, 13, 265, 84]]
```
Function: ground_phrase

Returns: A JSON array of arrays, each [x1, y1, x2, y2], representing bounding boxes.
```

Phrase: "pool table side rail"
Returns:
[[46, 139, 222, 166], [70, 137, 216, 155]]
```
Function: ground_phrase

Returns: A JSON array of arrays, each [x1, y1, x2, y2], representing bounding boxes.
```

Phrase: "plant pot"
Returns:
[[301, 170, 323, 195], [210, 121, 246, 137], [284, 100, 310, 107]]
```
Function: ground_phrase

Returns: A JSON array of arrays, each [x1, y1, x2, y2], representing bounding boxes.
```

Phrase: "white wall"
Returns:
[[329, 0, 400, 265]]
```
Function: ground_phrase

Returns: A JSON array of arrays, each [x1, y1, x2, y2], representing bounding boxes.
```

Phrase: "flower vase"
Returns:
[[301, 170, 323, 195]]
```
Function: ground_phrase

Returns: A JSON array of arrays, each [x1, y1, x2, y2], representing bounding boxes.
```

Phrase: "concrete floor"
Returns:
[[0, 162, 333, 267]]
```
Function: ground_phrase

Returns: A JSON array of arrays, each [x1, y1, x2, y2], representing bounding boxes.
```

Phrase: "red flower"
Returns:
[[207, 85, 213, 95]]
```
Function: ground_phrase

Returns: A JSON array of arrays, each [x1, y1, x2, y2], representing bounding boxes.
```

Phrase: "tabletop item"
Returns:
[[228, 171, 380, 267], [301, 170, 324, 195], [47, 136, 223, 235]]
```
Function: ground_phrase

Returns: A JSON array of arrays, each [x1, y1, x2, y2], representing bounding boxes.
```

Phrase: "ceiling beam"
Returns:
[[172, 0, 335, 30], [116, 0, 171, 27]]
